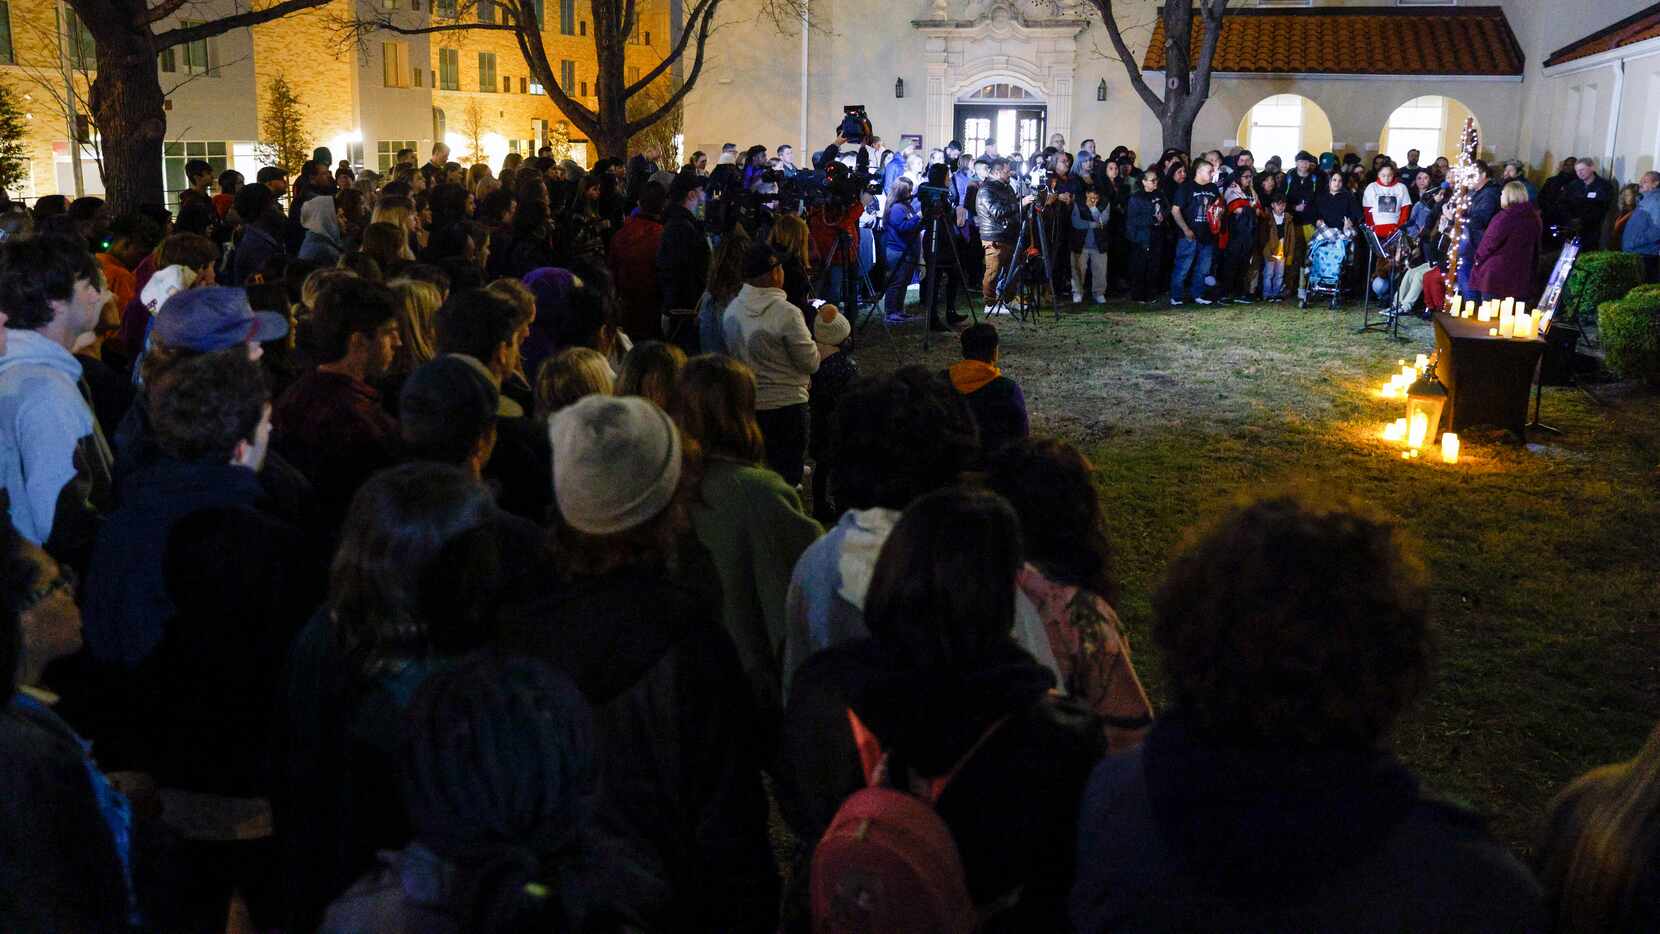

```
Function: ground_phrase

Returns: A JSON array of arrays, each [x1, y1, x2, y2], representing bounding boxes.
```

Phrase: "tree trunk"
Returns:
[[85, 15, 167, 214], [1161, 109, 1193, 154]]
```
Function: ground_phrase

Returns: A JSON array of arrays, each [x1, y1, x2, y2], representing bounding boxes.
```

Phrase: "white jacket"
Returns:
[[722, 283, 848, 410]]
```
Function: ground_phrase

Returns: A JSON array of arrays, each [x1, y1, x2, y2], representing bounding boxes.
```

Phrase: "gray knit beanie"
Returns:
[[549, 395, 681, 535]]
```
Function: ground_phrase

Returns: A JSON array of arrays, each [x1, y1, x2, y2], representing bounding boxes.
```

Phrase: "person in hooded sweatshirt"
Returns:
[[297, 194, 345, 266], [1070, 491, 1544, 933], [721, 240, 849, 487], [780, 486, 1106, 931], [0, 235, 115, 568]]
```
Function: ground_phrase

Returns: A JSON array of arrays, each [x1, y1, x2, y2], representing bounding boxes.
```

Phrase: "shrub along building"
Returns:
[[0, 0, 671, 205]]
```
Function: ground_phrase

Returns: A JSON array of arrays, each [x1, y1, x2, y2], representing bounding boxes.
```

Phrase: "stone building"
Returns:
[[681, 0, 1660, 183], [0, 0, 670, 204]]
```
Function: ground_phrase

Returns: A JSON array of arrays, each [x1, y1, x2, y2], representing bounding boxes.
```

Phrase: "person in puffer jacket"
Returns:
[[721, 241, 848, 487]]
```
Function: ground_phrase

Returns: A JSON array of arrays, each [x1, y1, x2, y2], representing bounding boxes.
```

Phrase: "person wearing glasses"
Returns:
[[1, 522, 141, 931]]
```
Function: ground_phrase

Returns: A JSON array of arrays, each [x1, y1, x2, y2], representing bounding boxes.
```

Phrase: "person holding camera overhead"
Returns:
[[881, 177, 924, 323]]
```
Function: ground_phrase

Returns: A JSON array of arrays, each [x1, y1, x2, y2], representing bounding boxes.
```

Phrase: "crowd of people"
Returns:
[[0, 132, 1656, 933]]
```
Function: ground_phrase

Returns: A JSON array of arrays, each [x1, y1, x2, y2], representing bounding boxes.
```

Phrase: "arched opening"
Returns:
[[1380, 96, 1480, 167], [955, 78, 1046, 158], [1235, 94, 1334, 170]]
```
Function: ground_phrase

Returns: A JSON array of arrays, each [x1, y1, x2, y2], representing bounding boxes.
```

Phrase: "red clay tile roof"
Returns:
[[1141, 6, 1524, 77], [1545, 2, 1660, 67]]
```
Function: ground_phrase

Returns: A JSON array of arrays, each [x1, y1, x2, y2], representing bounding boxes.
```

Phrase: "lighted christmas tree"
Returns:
[[1441, 117, 1481, 312]]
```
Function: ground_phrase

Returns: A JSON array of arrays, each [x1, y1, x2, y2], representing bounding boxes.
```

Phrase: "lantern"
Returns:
[[1405, 360, 1448, 450], [1097, 79, 1108, 101], [895, 78, 904, 99]]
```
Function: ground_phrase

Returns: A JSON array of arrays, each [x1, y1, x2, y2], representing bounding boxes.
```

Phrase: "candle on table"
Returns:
[[1441, 433, 1460, 464], [1500, 297, 1514, 318], [1500, 315, 1515, 338], [1489, 327, 1499, 336], [1450, 295, 1463, 317], [1530, 309, 1542, 337]]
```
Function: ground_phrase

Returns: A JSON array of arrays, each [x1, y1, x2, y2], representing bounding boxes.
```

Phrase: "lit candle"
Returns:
[[1478, 302, 1493, 322], [1450, 295, 1463, 317], [1408, 411, 1429, 448], [1400, 365, 1416, 382], [1500, 297, 1514, 318], [1415, 353, 1429, 372], [1500, 315, 1515, 338], [1530, 309, 1542, 337], [1383, 419, 1407, 442], [1489, 327, 1499, 336], [1441, 432, 1460, 464]]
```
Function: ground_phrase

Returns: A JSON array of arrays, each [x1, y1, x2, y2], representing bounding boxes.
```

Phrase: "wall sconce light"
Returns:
[[895, 78, 905, 99], [1097, 79, 1107, 101]]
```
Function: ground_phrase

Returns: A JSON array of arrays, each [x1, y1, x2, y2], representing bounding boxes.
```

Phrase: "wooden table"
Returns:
[[1432, 313, 1546, 436]]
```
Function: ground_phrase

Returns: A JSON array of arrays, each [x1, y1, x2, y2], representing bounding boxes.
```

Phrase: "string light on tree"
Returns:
[[1441, 117, 1481, 312]]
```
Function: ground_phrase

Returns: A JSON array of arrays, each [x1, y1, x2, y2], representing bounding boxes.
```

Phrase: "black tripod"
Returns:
[[999, 201, 1057, 323], [919, 211, 980, 347], [815, 226, 882, 346]]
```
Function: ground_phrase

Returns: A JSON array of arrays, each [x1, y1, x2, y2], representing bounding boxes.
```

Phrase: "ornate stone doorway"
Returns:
[[914, 0, 1086, 155]]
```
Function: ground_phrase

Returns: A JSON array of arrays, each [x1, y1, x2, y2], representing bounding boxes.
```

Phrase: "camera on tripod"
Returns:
[[916, 183, 953, 220]]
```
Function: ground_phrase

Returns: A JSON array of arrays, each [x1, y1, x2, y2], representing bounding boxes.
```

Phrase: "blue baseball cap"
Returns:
[[152, 286, 289, 352]]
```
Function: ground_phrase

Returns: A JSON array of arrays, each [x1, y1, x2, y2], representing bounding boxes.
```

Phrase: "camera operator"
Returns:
[[881, 177, 924, 320], [1039, 150, 1087, 302], [918, 164, 968, 331], [977, 157, 1033, 312], [807, 161, 873, 309]]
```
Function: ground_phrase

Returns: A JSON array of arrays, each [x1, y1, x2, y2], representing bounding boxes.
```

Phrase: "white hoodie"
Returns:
[[722, 283, 848, 410]]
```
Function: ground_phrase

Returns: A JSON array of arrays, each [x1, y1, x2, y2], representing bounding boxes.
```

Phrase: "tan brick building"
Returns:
[[0, 0, 670, 204]]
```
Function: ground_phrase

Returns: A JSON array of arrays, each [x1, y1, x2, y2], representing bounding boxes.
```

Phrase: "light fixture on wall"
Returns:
[[1097, 79, 1107, 102], [895, 78, 905, 99]]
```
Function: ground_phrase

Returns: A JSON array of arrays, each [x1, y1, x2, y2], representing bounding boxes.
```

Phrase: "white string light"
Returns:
[[1441, 117, 1481, 312]]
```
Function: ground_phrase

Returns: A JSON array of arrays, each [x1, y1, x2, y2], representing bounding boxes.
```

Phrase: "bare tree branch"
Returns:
[[624, 0, 715, 97], [1088, 0, 1161, 113], [625, 0, 714, 134], [1187, 0, 1227, 113], [137, 0, 192, 27], [154, 0, 334, 50]]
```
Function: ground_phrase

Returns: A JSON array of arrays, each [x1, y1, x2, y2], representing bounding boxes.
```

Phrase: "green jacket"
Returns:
[[690, 458, 823, 721]]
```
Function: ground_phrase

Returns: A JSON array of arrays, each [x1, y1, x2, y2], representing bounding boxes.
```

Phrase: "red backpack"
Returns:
[[810, 710, 1007, 934]]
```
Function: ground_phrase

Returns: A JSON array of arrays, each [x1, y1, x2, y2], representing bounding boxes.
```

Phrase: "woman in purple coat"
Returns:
[[1471, 182, 1543, 304]]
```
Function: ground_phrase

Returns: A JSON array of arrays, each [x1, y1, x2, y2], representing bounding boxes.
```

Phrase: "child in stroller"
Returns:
[[1299, 226, 1354, 308]]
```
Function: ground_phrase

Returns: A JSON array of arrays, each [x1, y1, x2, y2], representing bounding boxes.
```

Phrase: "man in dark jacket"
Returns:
[[1285, 150, 1323, 271], [84, 293, 292, 669], [976, 158, 1023, 310], [1070, 492, 1544, 933], [947, 324, 1028, 457], [1564, 157, 1617, 249], [1457, 161, 1501, 298], [1539, 156, 1578, 232], [655, 172, 711, 317]]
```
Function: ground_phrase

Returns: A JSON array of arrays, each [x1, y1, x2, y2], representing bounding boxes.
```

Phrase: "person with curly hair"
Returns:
[[1070, 491, 1544, 932]]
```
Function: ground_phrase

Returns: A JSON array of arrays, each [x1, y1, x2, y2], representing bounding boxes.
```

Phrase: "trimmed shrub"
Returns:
[[1599, 290, 1660, 385], [1562, 251, 1645, 324]]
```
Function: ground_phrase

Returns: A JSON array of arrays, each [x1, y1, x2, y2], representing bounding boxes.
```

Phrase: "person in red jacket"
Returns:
[[609, 182, 669, 341]]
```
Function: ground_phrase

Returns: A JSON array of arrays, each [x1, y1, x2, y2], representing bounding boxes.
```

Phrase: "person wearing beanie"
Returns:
[[399, 355, 499, 478], [496, 393, 778, 931], [722, 241, 848, 486], [321, 655, 664, 932]]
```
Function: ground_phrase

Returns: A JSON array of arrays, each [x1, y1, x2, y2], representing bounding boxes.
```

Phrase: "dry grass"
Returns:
[[853, 298, 1660, 851]]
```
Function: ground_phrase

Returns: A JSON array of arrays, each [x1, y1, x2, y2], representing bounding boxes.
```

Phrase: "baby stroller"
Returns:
[[1300, 228, 1354, 309]]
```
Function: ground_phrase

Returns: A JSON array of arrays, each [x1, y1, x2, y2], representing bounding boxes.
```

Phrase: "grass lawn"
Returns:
[[852, 297, 1660, 853]]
